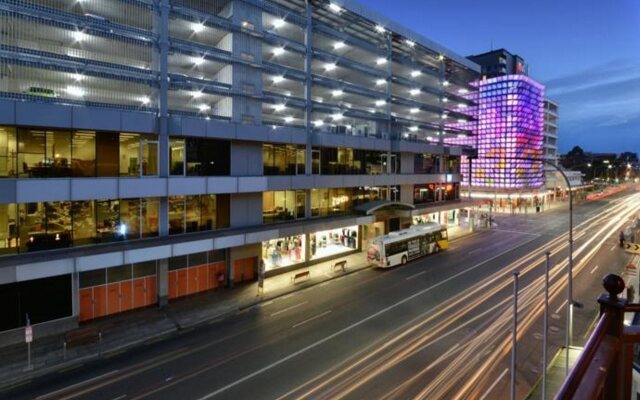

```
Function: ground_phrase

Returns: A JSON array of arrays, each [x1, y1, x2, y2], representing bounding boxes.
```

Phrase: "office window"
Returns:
[[186, 138, 230, 176], [45, 131, 72, 177], [96, 200, 119, 242], [0, 126, 17, 177], [263, 191, 303, 223], [18, 202, 71, 252], [17, 129, 45, 178], [72, 200, 96, 246], [169, 194, 225, 234], [72, 131, 96, 177], [120, 198, 141, 239], [142, 198, 160, 237], [0, 204, 17, 254], [170, 138, 185, 175], [96, 131, 119, 177], [263, 144, 305, 175], [120, 133, 158, 177]]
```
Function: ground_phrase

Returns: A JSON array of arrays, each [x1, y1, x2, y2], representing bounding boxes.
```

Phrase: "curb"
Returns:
[[0, 327, 177, 392]]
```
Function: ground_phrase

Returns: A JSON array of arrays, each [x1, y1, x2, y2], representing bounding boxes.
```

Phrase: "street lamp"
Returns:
[[481, 156, 575, 373]]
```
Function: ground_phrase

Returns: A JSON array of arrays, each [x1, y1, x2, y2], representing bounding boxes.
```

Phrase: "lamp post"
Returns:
[[483, 156, 575, 372]]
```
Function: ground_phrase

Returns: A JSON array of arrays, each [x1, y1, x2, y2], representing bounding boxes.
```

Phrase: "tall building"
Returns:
[[543, 99, 560, 188], [468, 49, 528, 78], [447, 49, 548, 210], [0, 0, 479, 338]]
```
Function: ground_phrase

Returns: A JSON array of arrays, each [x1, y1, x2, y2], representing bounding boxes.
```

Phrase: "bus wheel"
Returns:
[[401, 255, 407, 265]]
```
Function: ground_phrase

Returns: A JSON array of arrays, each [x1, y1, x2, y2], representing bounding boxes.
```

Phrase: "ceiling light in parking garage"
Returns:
[[458, 88, 469, 94], [442, 97, 449, 103], [442, 80, 450, 87], [411, 70, 421, 77], [332, 89, 343, 97], [427, 136, 434, 141], [410, 108, 419, 114], [140, 96, 150, 105], [198, 104, 210, 112], [458, 103, 467, 108], [72, 31, 88, 42], [332, 113, 344, 120], [409, 126, 418, 132], [457, 119, 465, 124], [273, 47, 285, 56], [72, 73, 84, 82], [273, 104, 286, 112], [376, 58, 387, 65], [405, 40, 415, 47], [65, 86, 85, 97], [458, 134, 466, 138], [273, 19, 286, 28], [329, 3, 342, 13], [375, 99, 386, 106], [324, 63, 337, 71], [410, 88, 420, 96], [333, 42, 346, 50], [272, 76, 285, 84], [284, 116, 294, 123], [191, 91, 203, 98], [375, 25, 386, 33], [313, 120, 324, 127], [437, 55, 445, 61], [193, 57, 205, 66], [441, 114, 448, 119], [375, 79, 386, 86], [192, 23, 205, 33]]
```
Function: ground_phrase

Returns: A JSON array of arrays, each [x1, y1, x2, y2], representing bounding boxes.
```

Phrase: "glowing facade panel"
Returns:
[[448, 75, 544, 190]]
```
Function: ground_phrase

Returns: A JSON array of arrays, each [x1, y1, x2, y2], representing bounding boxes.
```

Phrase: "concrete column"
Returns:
[[304, 1, 313, 175], [157, 0, 169, 237], [157, 258, 168, 307], [71, 266, 80, 318]]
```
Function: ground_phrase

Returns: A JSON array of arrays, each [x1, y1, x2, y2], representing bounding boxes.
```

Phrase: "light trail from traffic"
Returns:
[[279, 192, 640, 400]]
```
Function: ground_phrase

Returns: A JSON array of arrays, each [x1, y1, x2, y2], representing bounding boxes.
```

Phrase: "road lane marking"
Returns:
[[270, 301, 308, 317], [195, 235, 541, 400], [479, 368, 508, 400], [35, 370, 120, 400], [292, 310, 332, 328], [493, 229, 540, 237], [610, 245, 617, 251], [58, 364, 83, 373], [555, 300, 568, 314], [590, 265, 599, 274], [406, 271, 426, 280], [468, 248, 483, 255], [111, 396, 127, 400]]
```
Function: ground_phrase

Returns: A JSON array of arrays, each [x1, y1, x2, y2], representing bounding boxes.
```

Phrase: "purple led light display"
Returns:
[[447, 75, 544, 190]]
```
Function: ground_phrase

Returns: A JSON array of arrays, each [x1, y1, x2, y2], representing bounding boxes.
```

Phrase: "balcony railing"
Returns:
[[556, 273, 638, 399]]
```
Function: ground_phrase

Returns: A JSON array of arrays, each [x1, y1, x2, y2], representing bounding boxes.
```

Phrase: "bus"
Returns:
[[366, 222, 448, 268]]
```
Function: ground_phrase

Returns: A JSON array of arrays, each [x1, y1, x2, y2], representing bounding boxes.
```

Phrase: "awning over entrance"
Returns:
[[353, 200, 415, 216]]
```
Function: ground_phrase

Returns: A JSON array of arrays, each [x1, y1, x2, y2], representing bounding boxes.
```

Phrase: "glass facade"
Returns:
[[263, 144, 305, 175], [414, 183, 460, 204], [168, 194, 230, 235], [318, 148, 399, 175], [263, 191, 306, 223]]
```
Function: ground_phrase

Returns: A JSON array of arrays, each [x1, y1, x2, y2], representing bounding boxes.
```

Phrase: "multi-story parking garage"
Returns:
[[0, 0, 480, 338]]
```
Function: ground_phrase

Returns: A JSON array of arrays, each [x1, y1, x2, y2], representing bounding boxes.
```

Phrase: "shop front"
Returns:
[[309, 225, 359, 261], [262, 234, 306, 272]]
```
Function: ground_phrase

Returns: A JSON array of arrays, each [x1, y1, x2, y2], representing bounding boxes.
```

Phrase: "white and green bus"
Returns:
[[366, 222, 449, 268]]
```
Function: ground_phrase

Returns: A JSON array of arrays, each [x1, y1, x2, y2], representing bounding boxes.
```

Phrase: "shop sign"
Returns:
[[25, 326, 33, 343]]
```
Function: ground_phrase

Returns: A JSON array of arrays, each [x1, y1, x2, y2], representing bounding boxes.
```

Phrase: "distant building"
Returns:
[[468, 49, 528, 79], [543, 99, 560, 188]]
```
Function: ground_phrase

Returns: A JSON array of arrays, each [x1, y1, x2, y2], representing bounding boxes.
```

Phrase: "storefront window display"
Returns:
[[309, 226, 358, 260], [262, 235, 306, 271]]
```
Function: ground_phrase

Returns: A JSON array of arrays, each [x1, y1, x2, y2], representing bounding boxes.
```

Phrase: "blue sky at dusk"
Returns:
[[361, 0, 640, 154]]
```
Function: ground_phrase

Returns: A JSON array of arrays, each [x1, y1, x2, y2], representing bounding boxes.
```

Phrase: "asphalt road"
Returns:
[[4, 192, 639, 400]]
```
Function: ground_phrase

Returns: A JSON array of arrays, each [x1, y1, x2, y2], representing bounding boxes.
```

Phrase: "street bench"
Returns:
[[291, 270, 310, 284], [65, 327, 100, 348], [332, 260, 347, 273]]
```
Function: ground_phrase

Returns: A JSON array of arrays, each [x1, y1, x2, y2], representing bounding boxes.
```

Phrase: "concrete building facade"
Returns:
[[0, 0, 479, 338]]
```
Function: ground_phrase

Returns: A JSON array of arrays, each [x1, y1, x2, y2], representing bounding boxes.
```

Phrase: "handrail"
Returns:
[[554, 310, 615, 399]]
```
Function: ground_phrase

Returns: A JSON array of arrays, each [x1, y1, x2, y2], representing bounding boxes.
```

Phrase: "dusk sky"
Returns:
[[362, 0, 640, 154]]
